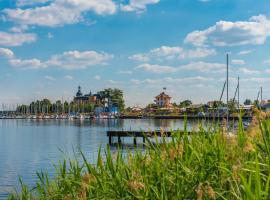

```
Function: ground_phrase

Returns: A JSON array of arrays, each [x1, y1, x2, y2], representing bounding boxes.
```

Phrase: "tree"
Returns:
[[244, 99, 252, 105], [228, 99, 238, 111], [179, 100, 192, 108], [99, 88, 125, 112]]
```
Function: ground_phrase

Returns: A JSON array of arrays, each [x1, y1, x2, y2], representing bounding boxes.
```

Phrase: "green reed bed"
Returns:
[[8, 115, 270, 200]]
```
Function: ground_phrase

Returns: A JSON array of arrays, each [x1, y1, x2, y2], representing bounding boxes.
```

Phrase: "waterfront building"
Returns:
[[73, 86, 101, 104], [154, 92, 172, 107]]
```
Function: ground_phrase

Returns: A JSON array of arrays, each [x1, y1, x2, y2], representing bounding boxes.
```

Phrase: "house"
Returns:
[[154, 92, 172, 107], [73, 86, 101, 104]]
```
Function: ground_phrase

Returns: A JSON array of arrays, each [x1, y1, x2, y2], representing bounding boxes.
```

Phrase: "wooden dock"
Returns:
[[107, 130, 191, 145]]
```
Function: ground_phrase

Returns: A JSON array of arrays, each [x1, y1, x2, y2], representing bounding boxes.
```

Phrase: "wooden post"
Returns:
[[118, 136, 121, 144], [133, 137, 137, 146], [109, 136, 112, 145]]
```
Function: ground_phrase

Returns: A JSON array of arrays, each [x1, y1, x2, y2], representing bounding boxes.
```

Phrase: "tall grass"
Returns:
[[8, 112, 270, 200]]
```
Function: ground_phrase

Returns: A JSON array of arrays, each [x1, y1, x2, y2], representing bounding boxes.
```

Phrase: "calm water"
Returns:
[[0, 118, 203, 199]]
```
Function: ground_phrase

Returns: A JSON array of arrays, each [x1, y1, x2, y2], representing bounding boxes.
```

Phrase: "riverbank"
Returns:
[[7, 111, 270, 199]]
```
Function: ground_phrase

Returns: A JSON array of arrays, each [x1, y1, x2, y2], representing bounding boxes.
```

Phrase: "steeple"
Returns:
[[76, 86, 83, 97]]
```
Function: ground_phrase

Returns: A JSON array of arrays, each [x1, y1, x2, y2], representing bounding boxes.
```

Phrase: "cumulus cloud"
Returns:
[[136, 63, 178, 73], [232, 59, 245, 65], [94, 75, 101, 80], [135, 61, 225, 74], [130, 46, 216, 62], [64, 75, 73, 80], [264, 59, 270, 65], [130, 76, 212, 85], [180, 61, 225, 73], [0, 31, 36, 46], [239, 67, 260, 74], [0, 48, 14, 58], [185, 15, 270, 46], [119, 70, 133, 74], [121, 0, 160, 13], [9, 58, 45, 69], [129, 54, 150, 62], [46, 50, 113, 69], [16, 0, 52, 7], [4, 0, 117, 27], [238, 50, 253, 55], [8, 50, 113, 70], [45, 75, 55, 80]]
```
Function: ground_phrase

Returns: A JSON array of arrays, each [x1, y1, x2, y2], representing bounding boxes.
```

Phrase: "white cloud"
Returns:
[[136, 63, 178, 73], [4, 0, 117, 27], [130, 46, 216, 62], [265, 69, 270, 74], [9, 25, 29, 33], [135, 61, 226, 74], [47, 32, 54, 39], [64, 75, 73, 80], [45, 75, 54, 80], [232, 59, 245, 65], [185, 15, 270, 46], [150, 46, 216, 59], [180, 61, 225, 73], [46, 50, 113, 70], [16, 0, 51, 7], [121, 0, 160, 13], [129, 54, 150, 62], [130, 76, 212, 85], [0, 31, 37, 46], [8, 50, 113, 70], [9, 58, 45, 69], [239, 67, 260, 74], [238, 50, 253, 55], [242, 77, 270, 82], [264, 59, 270, 65], [94, 75, 101, 80], [119, 70, 133, 74], [0, 48, 14, 58]]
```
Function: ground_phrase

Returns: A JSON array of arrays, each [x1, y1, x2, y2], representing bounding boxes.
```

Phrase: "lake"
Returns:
[[0, 118, 205, 199]]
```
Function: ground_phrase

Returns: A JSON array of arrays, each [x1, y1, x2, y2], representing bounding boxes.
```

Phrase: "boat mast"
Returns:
[[226, 53, 229, 127]]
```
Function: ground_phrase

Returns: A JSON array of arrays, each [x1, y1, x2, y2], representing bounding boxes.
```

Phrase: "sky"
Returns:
[[1, 0, 270, 108]]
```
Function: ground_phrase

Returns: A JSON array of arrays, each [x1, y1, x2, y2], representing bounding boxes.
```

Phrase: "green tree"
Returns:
[[244, 99, 252, 105], [179, 100, 192, 108]]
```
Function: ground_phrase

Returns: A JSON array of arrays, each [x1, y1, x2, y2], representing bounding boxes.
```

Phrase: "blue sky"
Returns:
[[0, 0, 270, 108]]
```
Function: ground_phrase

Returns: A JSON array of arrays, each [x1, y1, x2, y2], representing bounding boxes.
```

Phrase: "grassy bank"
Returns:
[[8, 112, 270, 200]]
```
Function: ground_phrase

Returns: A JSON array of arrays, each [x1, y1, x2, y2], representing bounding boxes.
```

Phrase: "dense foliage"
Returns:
[[8, 112, 270, 200]]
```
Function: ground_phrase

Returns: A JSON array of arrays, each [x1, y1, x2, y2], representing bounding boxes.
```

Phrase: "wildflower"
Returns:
[[144, 155, 152, 166], [243, 141, 255, 153], [232, 165, 241, 182], [206, 185, 216, 199], [127, 180, 145, 191], [196, 183, 203, 200]]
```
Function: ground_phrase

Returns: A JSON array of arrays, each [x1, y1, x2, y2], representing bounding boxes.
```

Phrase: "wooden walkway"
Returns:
[[107, 130, 191, 145]]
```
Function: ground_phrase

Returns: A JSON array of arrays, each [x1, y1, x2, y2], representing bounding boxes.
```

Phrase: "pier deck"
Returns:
[[107, 130, 191, 145]]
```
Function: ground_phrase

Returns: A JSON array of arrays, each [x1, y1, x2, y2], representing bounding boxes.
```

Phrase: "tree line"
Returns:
[[16, 88, 125, 114]]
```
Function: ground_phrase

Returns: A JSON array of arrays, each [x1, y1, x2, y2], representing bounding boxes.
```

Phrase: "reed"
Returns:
[[8, 114, 270, 200]]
